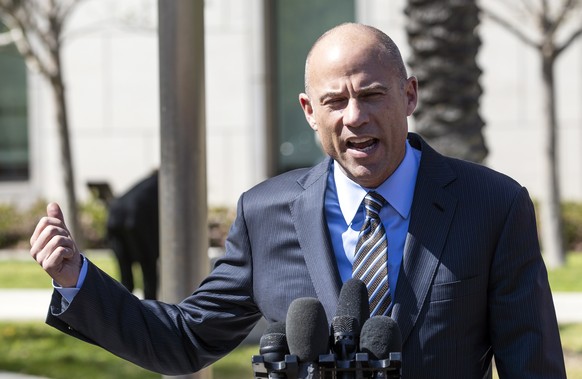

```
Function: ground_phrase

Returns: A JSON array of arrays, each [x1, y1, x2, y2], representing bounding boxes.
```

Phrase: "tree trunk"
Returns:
[[0, 3, 81, 242], [405, 0, 487, 163], [540, 53, 565, 268], [49, 45, 81, 244]]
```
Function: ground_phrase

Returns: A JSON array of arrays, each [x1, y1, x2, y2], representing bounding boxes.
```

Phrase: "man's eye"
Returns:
[[324, 98, 346, 107], [363, 92, 382, 99]]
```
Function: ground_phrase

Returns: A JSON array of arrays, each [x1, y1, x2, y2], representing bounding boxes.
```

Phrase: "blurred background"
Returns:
[[1, 0, 582, 378], [1, 0, 582, 263]]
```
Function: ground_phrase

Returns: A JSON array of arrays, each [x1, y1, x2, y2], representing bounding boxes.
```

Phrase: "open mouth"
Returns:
[[347, 138, 378, 152]]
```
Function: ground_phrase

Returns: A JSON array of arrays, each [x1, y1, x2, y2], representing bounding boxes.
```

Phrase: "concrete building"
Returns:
[[1, 0, 581, 211]]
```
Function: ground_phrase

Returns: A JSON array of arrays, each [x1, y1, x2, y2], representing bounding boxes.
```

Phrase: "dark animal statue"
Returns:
[[107, 171, 159, 299]]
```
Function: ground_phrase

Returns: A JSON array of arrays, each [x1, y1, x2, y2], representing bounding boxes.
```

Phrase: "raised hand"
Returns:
[[30, 203, 82, 288]]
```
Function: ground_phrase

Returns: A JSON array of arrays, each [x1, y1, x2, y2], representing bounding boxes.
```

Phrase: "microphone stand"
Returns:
[[252, 354, 320, 379], [252, 352, 401, 379], [318, 352, 401, 379]]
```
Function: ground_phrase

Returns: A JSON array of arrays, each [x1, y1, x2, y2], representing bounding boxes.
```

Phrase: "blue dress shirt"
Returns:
[[325, 140, 421, 300]]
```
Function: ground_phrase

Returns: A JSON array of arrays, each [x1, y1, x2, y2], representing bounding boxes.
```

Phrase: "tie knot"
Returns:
[[363, 191, 386, 219]]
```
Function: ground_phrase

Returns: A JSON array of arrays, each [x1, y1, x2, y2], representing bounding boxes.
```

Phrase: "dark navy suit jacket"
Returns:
[[47, 133, 566, 378]]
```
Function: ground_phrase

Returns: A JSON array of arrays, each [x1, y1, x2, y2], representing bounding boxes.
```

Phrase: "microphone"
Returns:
[[329, 279, 369, 377], [259, 321, 289, 378], [359, 316, 401, 359], [330, 315, 359, 362], [286, 297, 330, 363], [335, 278, 370, 332], [285, 297, 329, 379], [359, 316, 402, 378], [331, 279, 370, 358]]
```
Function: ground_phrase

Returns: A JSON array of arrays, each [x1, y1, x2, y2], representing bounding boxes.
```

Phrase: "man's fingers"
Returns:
[[42, 245, 73, 270], [30, 203, 67, 246], [47, 202, 66, 224], [41, 245, 80, 288], [31, 221, 68, 250], [30, 224, 70, 262], [29, 202, 79, 287]]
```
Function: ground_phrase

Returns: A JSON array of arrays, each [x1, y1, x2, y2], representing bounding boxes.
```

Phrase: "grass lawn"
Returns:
[[2, 249, 582, 291], [547, 252, 582, 292], [1, 321, 581, 379], [0, 251, 134, 289], [560, 323, 582, 354], [0, 322, 256, 379]]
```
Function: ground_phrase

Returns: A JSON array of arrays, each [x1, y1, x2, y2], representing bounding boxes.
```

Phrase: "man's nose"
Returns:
[[343, 98, 368, 128]]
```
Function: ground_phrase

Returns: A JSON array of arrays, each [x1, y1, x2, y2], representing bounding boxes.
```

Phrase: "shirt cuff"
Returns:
[[53, 254, 88, 304]]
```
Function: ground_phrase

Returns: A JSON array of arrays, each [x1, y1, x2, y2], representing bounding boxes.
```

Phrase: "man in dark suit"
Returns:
[[29, 23, 566, 378]]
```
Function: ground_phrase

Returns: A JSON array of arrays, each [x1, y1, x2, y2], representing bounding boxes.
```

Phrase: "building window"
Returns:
[[0, 25, 29, 182], [268, 0, 355, 174]]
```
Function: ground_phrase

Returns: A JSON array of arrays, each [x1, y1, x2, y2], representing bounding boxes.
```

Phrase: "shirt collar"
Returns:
[[333, 140, 421, 225]]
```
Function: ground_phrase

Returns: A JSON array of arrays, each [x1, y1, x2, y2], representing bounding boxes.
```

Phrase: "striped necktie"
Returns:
[[352, 191, 391, 316]]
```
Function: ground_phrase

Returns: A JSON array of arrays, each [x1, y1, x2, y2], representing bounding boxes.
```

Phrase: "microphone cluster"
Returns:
[[252, 279, 402, 379]]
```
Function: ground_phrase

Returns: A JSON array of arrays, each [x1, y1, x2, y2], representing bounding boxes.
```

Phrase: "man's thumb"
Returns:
[[47, 202, 66, 223]]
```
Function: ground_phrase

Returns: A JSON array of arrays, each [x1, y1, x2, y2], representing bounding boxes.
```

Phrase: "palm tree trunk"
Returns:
[[405, 0, 487, 163]]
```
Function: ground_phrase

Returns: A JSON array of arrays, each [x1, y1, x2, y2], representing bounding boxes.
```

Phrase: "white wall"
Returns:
[[204, 0, 268, 205], [4, 0, 582, 210], [479, 5, 582, 201], [10, 0, 267, 209], [24, 0, 161, 209]]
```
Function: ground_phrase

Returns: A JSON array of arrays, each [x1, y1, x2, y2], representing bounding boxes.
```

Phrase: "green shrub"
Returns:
[[0, 199, 238, 250], [0, 200, 46, 249], [79, 199, 108, 249], [0, 199, 107, 250], [562, 202, 582, 251], [0, 203, 24, 248], [208, 206, 236, 247], [4, 198, 580, 252]]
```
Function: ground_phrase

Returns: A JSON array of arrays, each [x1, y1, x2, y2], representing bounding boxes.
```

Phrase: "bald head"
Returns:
[[298, 22, 418, 188], [304, 23, 407, 95]]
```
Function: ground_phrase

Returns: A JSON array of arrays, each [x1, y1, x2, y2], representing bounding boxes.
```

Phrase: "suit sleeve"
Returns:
[[488, 187, 566, 378], [45, 194, 262, 376]]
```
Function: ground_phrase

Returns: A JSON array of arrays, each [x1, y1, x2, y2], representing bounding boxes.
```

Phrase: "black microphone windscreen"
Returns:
[[336, 278, 370, 333], [262, 321, 287, 337], [286, 297, 330, 362], [259, 321, 289, 361], [331, 315, 359, 335], [331, 315, 359, 360], [359, 316, 402, 360]]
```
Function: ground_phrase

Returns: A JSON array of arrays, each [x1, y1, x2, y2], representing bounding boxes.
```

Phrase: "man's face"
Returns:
[[300, 33, 418, 188]]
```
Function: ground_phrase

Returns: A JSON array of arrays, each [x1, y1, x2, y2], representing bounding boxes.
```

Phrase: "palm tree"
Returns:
[[405, 0, 487, 163]]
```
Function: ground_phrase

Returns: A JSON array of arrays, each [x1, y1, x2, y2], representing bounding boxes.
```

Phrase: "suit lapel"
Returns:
[[392, 134, 458, 344], [287, 134, 458, 330], [290, 158, 342, 323]]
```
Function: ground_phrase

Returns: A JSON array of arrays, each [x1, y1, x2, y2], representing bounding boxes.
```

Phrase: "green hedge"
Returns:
[[562, 202, 582, 251], [0, 199, 236, 250], [2, 199, 582, 251], [0, 201, 47, 249]]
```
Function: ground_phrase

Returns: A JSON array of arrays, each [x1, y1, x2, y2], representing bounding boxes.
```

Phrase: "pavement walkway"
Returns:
[[0, 374, 49, 379]]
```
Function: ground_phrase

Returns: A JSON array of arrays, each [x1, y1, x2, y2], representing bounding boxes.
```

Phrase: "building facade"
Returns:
[[1, 0, 581, 210]]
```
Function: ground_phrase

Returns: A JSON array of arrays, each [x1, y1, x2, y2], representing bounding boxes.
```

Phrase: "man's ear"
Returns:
[[405, 76, 419, 116], [299, 93, 317, 131]]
